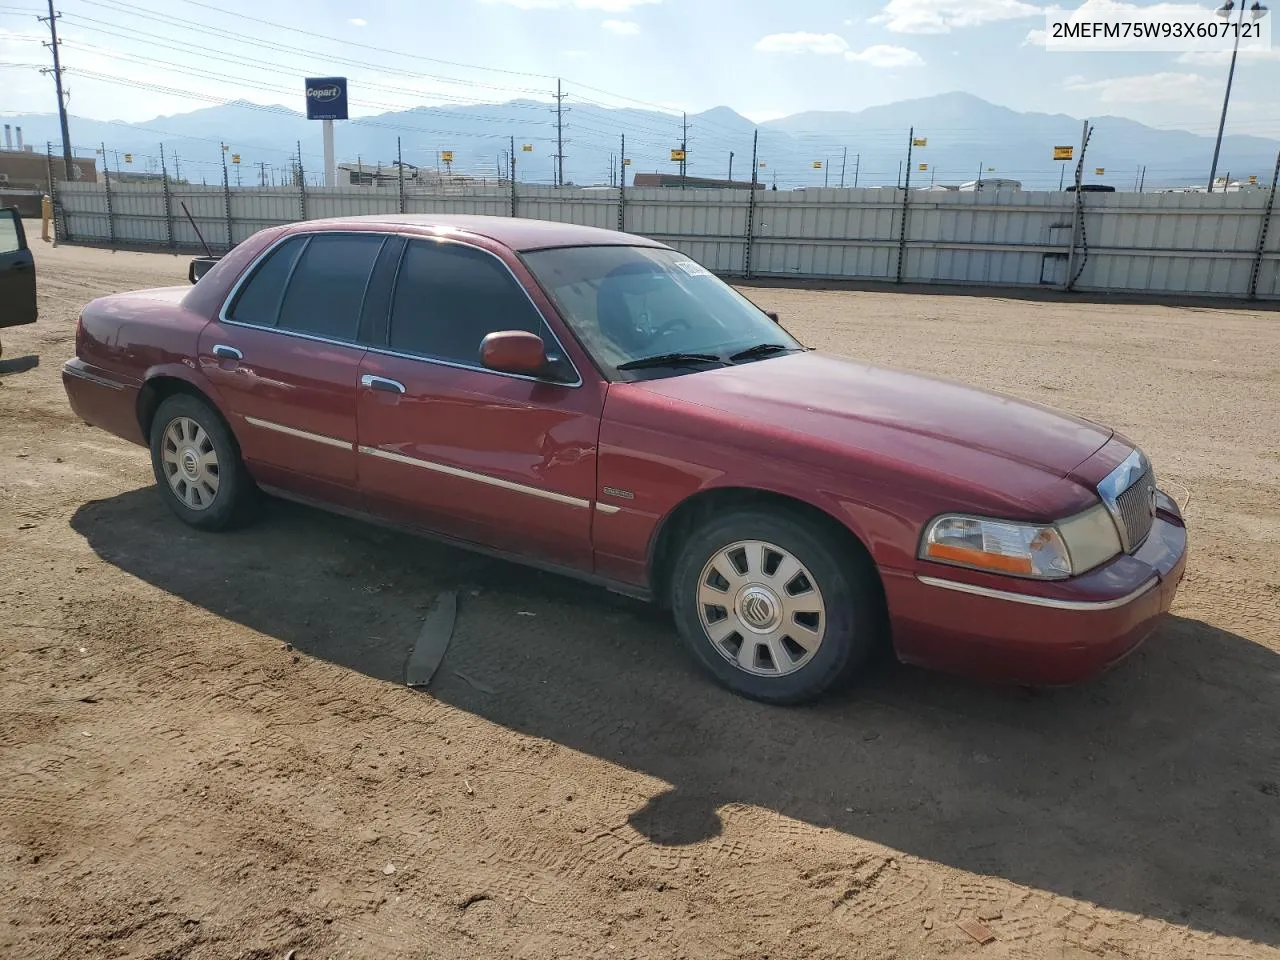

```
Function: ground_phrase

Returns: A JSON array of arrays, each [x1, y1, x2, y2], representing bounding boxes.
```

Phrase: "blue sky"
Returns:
[[2, 0, 1279, 139]]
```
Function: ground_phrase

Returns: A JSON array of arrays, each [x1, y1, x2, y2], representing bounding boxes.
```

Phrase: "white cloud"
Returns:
[[754, 32, 850, 54], [601, 18, 640, 33], [477, 0, 659, 9], [845, 44, 926, 66], [872, 0, 1042, 34], [1178, 47, 1280, 64], [347, 17, 368, 26], [1064, 71, 1213, 103]]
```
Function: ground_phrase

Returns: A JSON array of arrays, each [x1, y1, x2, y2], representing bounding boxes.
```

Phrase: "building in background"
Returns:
[[632, 173, 764, 190], [1, 137, 98, 215]]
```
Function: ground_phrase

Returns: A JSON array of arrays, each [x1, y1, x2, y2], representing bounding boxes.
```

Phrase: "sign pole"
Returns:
[[323, 119, 335, 188]]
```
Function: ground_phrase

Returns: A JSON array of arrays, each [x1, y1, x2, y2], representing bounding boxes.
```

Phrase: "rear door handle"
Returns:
[[361, 374, 405, 395], [212, 344, 242, 361]]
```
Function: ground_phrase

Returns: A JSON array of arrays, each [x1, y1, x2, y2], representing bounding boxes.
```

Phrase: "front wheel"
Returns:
[[669, 508, 884, 705], [149, 393, 254, 531]]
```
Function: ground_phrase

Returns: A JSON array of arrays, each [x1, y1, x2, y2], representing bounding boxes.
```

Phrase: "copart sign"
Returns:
[[305, 77, 348, 121]]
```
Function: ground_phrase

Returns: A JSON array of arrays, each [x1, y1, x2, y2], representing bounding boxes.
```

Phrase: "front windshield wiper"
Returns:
[[728, 342, 796, 363], [615, 352, 724, 371]]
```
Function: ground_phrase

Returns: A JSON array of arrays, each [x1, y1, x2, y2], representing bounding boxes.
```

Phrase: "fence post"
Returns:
[[895, 128, 915, 283], [1248, 150, 1280, 300], [509, 135, 518, 218], [617, 134, 626, 232], [1064, 120, 1093, 292], [46, 141, 68, 243], [744, 129, 758, 278], [297, 141, 308, 222], [220, 148, 233, 251], [160, 142, 175, 250], [99, 142, 117, 246], [397, 137, 406, 215]]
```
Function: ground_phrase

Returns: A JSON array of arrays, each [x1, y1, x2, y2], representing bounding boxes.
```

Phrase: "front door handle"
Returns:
[[212, 344, 242, 361], [361, 374, 405, 395]]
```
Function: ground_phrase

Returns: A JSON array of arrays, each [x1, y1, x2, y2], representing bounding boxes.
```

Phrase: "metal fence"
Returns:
[[50, 173, 1280, 300]]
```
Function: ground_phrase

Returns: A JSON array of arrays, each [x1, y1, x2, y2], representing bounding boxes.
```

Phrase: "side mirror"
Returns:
[[480, 330, 550, 377], [765, 310, 780, 324]]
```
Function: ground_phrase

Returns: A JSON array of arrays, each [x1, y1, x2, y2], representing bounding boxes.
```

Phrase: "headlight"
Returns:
[[920, 503, 1121, 580]]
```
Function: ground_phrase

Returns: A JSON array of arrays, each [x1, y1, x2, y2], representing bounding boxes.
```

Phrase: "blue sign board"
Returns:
[[305, 77, 348, 121]]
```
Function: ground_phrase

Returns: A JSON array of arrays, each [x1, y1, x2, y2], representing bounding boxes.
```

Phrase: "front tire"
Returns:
[[669, 507, 884, 705], [149, 393, 253, 531]]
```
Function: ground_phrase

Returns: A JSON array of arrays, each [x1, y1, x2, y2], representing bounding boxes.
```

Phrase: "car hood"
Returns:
[[632, 350, 1113, 481]]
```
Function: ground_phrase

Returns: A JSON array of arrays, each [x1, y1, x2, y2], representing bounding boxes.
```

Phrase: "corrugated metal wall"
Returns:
[[53, 180, 1280, 300]]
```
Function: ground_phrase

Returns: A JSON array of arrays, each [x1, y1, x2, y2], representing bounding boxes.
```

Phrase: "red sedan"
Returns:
[[62, 215, 1187, 704]]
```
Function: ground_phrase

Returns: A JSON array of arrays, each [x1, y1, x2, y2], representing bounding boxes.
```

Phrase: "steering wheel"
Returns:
[[650, 317, 691, 340]]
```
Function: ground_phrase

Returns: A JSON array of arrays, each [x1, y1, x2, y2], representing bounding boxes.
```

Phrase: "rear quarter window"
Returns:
[[227, 236, 307, 327]]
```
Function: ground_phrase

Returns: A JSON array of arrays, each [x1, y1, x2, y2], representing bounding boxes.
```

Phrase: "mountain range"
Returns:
[[5, 91, 1279, 191]]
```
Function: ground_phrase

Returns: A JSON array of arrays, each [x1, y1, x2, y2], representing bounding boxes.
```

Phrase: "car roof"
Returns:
[[287, 214, 669, 253]]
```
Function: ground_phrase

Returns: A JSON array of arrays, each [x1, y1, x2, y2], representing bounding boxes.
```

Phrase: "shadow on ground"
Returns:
[[0, 355, 39, 377], [71, 488, 1280, 947]]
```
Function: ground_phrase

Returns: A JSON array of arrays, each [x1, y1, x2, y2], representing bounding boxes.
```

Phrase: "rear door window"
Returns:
[[277, 234, 385, 342]]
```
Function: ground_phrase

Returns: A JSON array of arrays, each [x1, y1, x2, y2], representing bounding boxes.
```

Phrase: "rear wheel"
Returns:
[[149, 393, 254, 531], [669, 507, 883, 705]]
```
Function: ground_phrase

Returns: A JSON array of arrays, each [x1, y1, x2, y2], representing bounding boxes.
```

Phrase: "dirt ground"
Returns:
[[1, 230, 1278, 960]]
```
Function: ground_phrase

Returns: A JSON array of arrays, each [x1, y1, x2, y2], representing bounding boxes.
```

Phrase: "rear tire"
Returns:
[[669, 507, 883, 705], [149, 393, 254, 531]]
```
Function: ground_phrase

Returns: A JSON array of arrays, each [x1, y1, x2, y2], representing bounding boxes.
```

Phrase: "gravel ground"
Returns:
[[1, 232, 1278, 960]]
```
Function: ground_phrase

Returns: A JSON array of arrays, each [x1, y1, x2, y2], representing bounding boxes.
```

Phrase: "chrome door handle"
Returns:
[[361, 374, 405, 395], [212, 344, 242, 361]]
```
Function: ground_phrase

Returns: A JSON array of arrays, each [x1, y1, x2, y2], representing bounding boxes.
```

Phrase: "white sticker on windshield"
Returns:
[[673, 259, 711, 277]]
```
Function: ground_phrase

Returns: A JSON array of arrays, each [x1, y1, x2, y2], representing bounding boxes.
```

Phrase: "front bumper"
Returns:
[[886, 492, 1188, 685]]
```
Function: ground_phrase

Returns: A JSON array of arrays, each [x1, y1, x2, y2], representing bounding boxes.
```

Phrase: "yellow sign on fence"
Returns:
[[123, 153, 133, 163], [812, 160, 823, 169], [1053, 146, 1074, 161], [522, 144, 533, 152], [919, 163, 928, 171], [1249, 175, 1259, 184], [670, 149, 686, 162], [623, 158, 631, 166], [1095, 167, 1105, 175], [231, 154, 241, 164]]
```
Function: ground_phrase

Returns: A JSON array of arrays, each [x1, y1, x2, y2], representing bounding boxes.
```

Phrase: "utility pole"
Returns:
[[554, 78, 566, 188], [854, 153, 860, 188], [840, 146, 847, 188], [257, 161, 267, 186], [728, 151, 734, 183], [1139, 164, 1146, 193], [824, 157, 829, 188], [38, 0, 76, 182]]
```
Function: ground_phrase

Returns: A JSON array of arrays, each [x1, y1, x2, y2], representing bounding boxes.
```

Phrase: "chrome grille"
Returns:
[[1114, 466, 1156, 551]]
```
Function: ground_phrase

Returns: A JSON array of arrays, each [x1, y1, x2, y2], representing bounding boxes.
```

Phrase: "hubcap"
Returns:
[[696, 539, 827, 678], [160, 416, 220, 511]]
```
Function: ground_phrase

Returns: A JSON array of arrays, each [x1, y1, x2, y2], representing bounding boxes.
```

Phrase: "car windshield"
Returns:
[[521, 245, 802, 378]]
